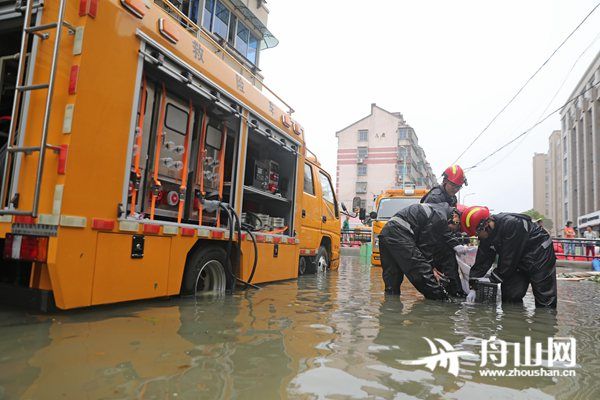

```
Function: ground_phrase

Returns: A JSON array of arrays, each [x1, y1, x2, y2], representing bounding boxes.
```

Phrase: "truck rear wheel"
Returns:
[[298, 257, 307, 275], [181, 246, 227, 295]]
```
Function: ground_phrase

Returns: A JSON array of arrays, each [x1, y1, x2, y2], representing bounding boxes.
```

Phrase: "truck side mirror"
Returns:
[[369, 211, 377, 220], [359, 208, 366, 221]]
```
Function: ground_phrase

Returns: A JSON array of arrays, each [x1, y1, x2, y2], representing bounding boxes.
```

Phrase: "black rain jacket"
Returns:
[[420, 185, 457, 207], [470, 213, 555, 283], [392, 203, 456, 261]]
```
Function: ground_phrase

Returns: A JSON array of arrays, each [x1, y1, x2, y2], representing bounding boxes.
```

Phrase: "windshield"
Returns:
[[376, 198, 420, 220]]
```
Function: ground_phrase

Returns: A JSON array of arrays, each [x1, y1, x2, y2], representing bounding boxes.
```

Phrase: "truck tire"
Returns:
[[298, 256, 308, 275], [315, 246, 329, 273], [181, 246, 227, 295]]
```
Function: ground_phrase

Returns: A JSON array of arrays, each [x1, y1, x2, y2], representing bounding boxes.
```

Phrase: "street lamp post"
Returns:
[[398, 145, 408, 189]]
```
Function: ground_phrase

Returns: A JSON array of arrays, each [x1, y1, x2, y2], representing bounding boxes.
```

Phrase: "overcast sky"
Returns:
[[260, 0, 600, 214]]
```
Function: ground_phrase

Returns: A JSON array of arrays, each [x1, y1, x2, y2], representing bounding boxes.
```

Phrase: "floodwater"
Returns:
[[0, 254, 599, 400]]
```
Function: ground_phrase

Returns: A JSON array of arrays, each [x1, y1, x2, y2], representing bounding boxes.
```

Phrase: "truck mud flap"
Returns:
[[0, 283, 55, 312]]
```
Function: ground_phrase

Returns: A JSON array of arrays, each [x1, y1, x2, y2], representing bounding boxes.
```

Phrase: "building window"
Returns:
[[202, 1, 260, 65], [360, 199, 366, 209], [202, 0, 215, 29], [358, 129, 368, 141], [357, 147, 368, 159], [234, 20, 259, 65], [356, 182, 367, 194], [247, 33, 259, 65], [398, 127, 411, 139], [563, 157, 567, 174], [357, 164, 367, 176]]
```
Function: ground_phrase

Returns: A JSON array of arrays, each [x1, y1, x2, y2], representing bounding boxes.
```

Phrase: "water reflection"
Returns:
[[0, 255, 598, 399]]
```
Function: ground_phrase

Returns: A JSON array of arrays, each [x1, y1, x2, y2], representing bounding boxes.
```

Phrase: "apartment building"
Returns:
[[336, 104, 437, 211], [156, 0, 278, 81], [532, 153, 549, 217], [540, 52, 600, 235]]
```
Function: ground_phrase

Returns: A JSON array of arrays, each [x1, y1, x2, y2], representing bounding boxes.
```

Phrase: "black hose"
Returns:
[[219, 203, 236, 292], [243, 227, 258, 285], [226, 204, 260, 290], [245, 211, 264, 230]]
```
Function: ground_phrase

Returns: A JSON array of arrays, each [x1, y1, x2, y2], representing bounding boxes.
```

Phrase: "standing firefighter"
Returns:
[[378, 203, 461, 300], [420, 164, 469, 297], [461, 206, 558, 308], [420, 164, 467, 207]]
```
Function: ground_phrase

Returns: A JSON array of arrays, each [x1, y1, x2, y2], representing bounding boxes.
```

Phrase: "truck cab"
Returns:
[[298, 153, 340, 274], [370, 188, 428, 265]]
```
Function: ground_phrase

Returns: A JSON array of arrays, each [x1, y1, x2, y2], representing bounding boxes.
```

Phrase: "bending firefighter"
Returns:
[[378, 203, 461, 300], [420, 164, 469, 297], [461, 206, 558, 308]]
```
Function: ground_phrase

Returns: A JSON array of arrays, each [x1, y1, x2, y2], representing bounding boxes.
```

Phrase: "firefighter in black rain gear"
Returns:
[[378, 202, 460, 300], [420, 165, 468, 297], [461, 206, 557, 308], [420, 164, 467, 207]]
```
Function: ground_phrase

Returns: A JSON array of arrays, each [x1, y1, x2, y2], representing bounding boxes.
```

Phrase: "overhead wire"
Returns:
[[466, 80, 600, 171], [470, 30, 600, 174], [453, 0, 600, 164]]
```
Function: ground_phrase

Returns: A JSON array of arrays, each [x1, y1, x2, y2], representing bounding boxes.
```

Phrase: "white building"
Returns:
[[558, 52, 600, 232], [335, 104, 436, 211]]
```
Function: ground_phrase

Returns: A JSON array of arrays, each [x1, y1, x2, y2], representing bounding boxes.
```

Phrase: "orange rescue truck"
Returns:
[[0, 0, 340, 310], [369, 188, 428, 266]]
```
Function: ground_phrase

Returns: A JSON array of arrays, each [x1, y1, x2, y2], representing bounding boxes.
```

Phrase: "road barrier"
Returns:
[[341, 228, 371, 247], [552, 237, 599, 261]]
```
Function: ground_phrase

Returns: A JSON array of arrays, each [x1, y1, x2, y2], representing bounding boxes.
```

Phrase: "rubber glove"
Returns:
[[466, 289, 477, 303]]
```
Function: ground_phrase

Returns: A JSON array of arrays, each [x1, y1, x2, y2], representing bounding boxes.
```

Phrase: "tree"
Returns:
[[522, 209, 554, 231]]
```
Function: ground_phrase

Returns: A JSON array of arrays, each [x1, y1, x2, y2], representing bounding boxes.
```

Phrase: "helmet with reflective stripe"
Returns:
[[460, 205, 490, 236], [442, 164, 467, 186]]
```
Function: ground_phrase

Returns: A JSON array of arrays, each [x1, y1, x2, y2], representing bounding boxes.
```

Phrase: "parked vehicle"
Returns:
[[0, 0, 339, 310]]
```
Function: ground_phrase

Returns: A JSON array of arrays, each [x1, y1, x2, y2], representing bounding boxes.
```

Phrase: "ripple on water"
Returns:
[[0, 256, 598, 399]]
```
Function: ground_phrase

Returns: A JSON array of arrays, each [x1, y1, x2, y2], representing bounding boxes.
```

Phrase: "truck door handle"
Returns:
[[322, 216, 327, 223], [302, 209, 306, 218]]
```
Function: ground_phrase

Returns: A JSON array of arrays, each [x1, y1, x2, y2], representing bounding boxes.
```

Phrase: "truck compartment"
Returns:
[[128, 45, 298, 236]]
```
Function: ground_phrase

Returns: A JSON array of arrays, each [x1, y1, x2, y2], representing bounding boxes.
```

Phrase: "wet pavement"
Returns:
[[1, 254, 599, 399]]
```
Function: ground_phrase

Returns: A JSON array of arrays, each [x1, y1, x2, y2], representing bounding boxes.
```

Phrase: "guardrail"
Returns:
[[341, 228, 371, 246], [552, 237, 599, 261]]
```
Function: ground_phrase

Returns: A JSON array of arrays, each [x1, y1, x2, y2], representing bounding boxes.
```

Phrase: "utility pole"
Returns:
[[398, 145, 408, 189]]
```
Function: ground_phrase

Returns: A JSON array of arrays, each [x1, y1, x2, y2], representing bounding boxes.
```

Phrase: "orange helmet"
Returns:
[[460, 206, 490, 236], [443, 165, 467, 186]]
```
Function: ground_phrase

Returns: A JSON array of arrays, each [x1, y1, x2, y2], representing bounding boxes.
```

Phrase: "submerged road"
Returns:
[[0, 253, 599, 399]]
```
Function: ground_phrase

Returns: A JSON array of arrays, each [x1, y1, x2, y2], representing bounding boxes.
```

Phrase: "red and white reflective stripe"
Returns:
[[60, 215, 87, 228], [181, 227, 195, 237], [68, 65, 79, 95], [119, 221, 139, 232], [300, 249, 317, 256], [11, 235, 22, 259], [73, 27, 84, 55], [198, 228, 210, 238]]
